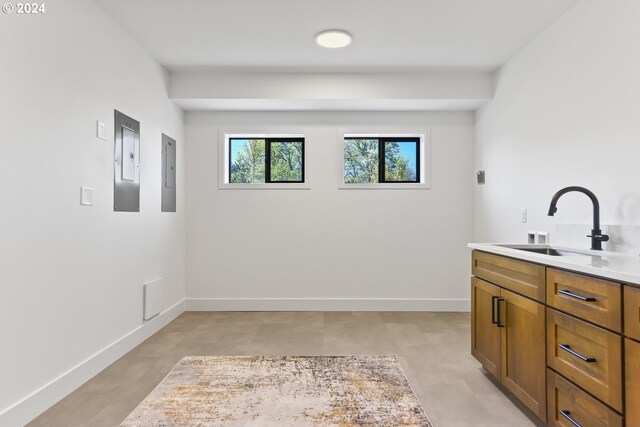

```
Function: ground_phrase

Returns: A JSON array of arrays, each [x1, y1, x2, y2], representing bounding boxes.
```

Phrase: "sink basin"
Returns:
[[495, 245, 590, 256], [515, 247, 588, 256]]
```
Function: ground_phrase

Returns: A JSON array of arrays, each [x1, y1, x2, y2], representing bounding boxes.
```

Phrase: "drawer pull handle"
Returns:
[[559, 344, 596, 363], [558, 289, 596, 302], [560, 410, 582, 427]]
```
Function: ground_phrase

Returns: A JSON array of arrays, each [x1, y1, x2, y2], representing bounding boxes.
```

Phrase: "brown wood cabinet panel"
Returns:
[[547, 268, 621, 332], [471, 277, 502, 378], [501, 288, 547, 422], [627, 338, 640, 427], [546, 308, 623, 411], [472, 251, 546, 302], [547, 369, 623, 427], [624, 285, 640, 342]]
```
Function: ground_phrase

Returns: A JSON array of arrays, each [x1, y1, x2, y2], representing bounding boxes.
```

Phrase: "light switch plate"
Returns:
[[80, 187, 94, 206], [96, 121, 108, 140]]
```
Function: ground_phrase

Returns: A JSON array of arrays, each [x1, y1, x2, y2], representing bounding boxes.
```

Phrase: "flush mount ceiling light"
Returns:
[[315, 30, 352, 48]]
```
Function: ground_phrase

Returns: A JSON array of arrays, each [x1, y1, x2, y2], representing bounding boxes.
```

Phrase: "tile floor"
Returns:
[[28, 312, 543, 427]]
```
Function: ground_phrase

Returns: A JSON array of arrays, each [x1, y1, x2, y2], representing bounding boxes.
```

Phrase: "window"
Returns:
[[228, 137, 304, 184], [344, 136, 420, 184]]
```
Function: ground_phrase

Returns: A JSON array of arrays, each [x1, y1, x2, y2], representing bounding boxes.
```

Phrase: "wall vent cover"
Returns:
[[143, 279, 163, 321]]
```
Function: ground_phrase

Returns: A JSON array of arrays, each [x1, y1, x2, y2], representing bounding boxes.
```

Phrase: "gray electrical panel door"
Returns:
[[161, 134, 176, 212], [114, 110, 140, 212]]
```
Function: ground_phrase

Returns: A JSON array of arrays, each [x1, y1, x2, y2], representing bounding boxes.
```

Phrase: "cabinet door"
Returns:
[[624, 285, 640, 342], [501, 289, 547, 422], [627, 338, 640, 427], [471, 277, 501, 378]]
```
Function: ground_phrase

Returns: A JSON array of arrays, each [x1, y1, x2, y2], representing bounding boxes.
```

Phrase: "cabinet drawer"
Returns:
[[472, 251, 545, 302], [547, 268, 621, 332], [627, 339, 640, 427], [547, 370, 623, 427], [546, 309, 623, 411], [624, 285, 640, 341]]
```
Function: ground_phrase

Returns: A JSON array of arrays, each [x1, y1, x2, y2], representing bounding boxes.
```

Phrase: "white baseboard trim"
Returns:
[[0, 299, 186, 427], [187, 298, 470, 312]]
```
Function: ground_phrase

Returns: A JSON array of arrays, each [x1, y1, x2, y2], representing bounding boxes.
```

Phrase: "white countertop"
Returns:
[[468, 243, 640, 286]]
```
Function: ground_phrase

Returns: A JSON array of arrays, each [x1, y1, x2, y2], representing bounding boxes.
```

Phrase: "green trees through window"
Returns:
[[229, 138, 304, 183], [270, 141, 303, 182], [230, 139, 266, 183], [344, 137, 419, 184], [344, 139, 379, 183], [384, 141, 418, 182]]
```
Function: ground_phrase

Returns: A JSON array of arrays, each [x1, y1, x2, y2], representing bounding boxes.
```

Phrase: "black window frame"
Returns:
[[344, 136, 421, 184], [228, 137, 305, 184]]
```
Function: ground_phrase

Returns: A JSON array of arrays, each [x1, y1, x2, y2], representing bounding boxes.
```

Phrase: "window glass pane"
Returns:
[[270, 141, 303, 182], [384, 141, 418, 182], [230, 139, 266, 183], [344, 139, 379, 183]]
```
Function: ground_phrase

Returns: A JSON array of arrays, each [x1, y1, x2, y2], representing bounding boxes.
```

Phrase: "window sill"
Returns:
[[339, 183, 430, 190], [219, 183, 311, 190]]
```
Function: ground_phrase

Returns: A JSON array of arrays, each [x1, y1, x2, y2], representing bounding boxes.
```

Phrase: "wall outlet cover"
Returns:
[[80, 187, 94, 206], [536, 232, 549, 244]]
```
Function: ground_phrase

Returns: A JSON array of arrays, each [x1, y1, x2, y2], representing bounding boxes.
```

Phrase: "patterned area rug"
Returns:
[[121, 355, 431, 426]]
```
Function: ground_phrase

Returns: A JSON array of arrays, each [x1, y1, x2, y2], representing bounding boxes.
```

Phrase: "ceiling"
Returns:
[[94, 0, 580, 72]]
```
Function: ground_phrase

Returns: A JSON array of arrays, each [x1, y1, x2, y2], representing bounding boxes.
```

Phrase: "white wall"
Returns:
[[186, 111, 474, 311], [0, 0, 186, 424], [474, 0, 640, 254]]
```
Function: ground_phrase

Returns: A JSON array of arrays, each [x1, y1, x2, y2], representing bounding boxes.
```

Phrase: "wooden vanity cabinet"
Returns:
[[471, 250, 640, 425]]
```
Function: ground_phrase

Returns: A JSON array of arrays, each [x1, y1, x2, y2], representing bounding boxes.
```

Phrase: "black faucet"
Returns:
[[548, 186, 609, 250]]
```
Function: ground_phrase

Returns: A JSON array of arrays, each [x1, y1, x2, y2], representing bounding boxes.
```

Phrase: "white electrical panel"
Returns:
[[114, 110, 140, 212]]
